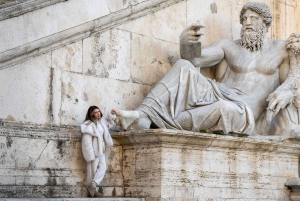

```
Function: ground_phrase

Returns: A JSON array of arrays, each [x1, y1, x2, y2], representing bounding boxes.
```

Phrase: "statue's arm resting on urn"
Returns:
[[179, 23, 225, 67], [266, 33, 300, 123]]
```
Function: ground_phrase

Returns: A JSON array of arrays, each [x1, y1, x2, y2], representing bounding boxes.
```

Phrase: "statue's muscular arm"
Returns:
[[179, 23, 225, 68], [191, 40, 225, 68], [266, 40, 299, 123], [278, 49, 290, 85]]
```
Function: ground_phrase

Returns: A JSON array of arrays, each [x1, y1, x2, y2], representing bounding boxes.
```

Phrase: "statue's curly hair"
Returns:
[[240, 2, 272, 30]]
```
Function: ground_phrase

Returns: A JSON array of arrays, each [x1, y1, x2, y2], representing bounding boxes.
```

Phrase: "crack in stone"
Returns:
[[48, 66, 54, 124], [30, 140, 49, 169]]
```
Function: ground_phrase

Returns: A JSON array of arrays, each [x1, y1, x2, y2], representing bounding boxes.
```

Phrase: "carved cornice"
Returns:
[[0, 119, 80, 140], [285, 180, 300, 201], [112, 129, 300, 155], [3, 118, 300, 156], [0, 0, 66, 21], [0, 0, 184, 70]]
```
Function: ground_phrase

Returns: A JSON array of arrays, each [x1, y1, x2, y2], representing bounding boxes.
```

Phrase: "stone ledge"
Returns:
[[0, 185, 125, 199], [0, 119, 80, 140], [0, 119, 79, 131], [285, 179, 300, 188], [112, 129, 300, 155], [0, 199, 144, 201], [285, 179, 300, 201]]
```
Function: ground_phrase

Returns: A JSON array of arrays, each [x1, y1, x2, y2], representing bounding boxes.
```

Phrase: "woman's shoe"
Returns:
[[87, 189, 93, 197], [94, 192, 103, 197], [86, 184, 95, 197]]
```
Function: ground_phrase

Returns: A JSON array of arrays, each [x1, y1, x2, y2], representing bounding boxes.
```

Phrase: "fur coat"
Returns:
[[80, 117, 113, 162]]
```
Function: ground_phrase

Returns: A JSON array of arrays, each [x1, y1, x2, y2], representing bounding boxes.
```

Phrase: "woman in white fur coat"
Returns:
[[81, 106, 114, 197]]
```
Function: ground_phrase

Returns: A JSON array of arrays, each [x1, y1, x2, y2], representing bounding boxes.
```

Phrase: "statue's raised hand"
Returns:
[[180, 23, 205, 60], [180, 23, 205, 46]]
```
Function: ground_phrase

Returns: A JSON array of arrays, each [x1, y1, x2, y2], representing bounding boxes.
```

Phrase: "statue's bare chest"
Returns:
[[224, 46, 283, 75]]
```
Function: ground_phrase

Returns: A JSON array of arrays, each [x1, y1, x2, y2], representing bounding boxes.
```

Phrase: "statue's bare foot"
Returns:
[[111, 109, 151, 130]]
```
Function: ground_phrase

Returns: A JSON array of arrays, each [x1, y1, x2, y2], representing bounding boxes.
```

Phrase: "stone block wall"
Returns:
[[0, 119, 124, 197]]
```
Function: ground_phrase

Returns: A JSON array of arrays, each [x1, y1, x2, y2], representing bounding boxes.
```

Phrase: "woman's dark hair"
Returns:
[[84, 106, 103, 121]]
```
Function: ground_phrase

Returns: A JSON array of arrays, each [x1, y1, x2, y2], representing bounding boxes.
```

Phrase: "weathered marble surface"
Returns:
[[0, 0, 183, 69], [0, 53, 52, 124], [0, 0, 110, 53], [52, 41, 83, 74], [113, 129, 300, 201], [0, 0, 66, 21], [58, 71, 151, 125], [0, 120, 123, 198], [83, 29, 131, 81]]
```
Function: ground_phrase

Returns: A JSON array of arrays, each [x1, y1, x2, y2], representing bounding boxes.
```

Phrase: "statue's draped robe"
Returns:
[[137, 59, 255, 134]]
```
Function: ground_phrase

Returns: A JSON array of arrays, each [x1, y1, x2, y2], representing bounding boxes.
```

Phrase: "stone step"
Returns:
[[0, 198, 144, 201]]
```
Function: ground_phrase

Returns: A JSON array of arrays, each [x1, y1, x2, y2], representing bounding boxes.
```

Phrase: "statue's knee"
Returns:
[[174, 59, 194, 69], [176, 111, 193, 130], [216, 100, 238, 114]]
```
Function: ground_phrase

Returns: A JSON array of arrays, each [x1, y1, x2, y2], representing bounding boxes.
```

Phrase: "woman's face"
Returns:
[[92, 108, 101, 120]]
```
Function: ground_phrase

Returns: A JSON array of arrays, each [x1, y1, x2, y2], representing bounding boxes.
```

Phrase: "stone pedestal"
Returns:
[[112, 129, 300, 201]]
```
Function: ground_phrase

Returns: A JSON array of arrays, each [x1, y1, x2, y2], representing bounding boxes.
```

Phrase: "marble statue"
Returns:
[[111, 2, 300, 138]]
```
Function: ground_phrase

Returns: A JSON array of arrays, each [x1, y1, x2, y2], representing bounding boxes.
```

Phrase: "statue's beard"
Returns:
[[240, 25, 266, 52]]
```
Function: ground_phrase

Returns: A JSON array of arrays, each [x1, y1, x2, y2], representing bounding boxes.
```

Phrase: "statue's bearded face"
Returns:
[[240, 9, 266, 52]]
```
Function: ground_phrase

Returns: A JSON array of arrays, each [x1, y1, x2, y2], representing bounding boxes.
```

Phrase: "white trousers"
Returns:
[[86, 154, 106, 185]]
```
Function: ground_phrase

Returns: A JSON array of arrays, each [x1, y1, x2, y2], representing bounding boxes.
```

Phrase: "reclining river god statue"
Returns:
[[111, 2, 300, 138]]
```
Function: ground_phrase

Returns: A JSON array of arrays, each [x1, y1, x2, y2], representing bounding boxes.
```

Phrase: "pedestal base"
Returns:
[[113, 129, 300, 201]]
